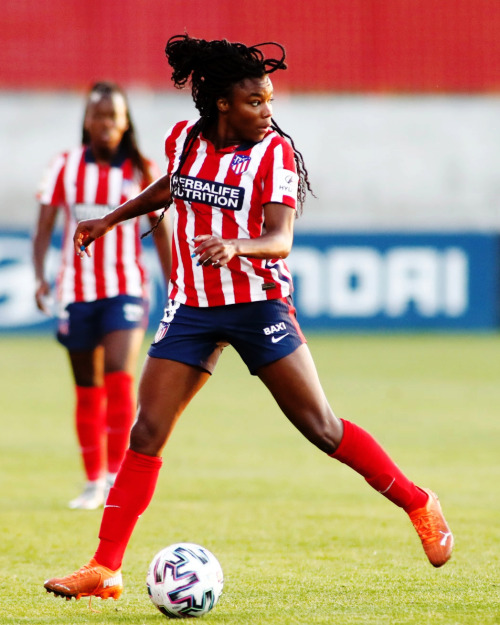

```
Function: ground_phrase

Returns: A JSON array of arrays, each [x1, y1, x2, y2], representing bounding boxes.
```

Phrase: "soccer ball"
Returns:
[[146, 542, 224, 618]]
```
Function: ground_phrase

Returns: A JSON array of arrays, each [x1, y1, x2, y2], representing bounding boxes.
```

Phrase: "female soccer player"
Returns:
[[44, 36, 453, 600], [33, 81, 171, 510]]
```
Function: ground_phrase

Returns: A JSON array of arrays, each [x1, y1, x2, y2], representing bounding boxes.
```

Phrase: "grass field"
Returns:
[[1, 332, 499, 624]]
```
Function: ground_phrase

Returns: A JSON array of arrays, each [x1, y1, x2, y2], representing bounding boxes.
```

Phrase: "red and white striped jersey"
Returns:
[[37, 146, 160, 307], [165, 120, 299, 307]]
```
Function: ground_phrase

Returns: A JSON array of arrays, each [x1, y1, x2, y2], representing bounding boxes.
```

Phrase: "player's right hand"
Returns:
[[73, 218, 110, 257]]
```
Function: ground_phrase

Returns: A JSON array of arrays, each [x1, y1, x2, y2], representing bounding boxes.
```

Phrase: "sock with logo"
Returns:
[[105, 371, 135, 474], [94, 449, 162, 570], [75, 385, 106, 482], [330, 418, 428, 513]]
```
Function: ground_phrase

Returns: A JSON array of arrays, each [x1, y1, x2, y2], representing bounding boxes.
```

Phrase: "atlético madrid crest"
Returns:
[[230, 154, 251, 175]]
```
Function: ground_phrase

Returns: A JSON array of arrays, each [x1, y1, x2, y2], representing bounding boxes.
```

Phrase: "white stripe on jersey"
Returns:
[[122, 220, 143, 296]]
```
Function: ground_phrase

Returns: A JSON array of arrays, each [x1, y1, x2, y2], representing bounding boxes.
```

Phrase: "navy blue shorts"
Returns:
[[57, 295, 149, 351], [148, 297, 306, 375]]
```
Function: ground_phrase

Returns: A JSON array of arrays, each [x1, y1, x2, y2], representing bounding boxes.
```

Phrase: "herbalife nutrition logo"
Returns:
[[172, 174, 245, 211]]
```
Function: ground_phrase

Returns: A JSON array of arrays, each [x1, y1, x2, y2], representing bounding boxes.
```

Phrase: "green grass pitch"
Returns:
[[0, 332, 499, 624]]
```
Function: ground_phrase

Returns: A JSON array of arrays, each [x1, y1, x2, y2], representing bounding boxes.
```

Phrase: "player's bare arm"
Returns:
[[74, 174, 172, 257], [192, 202, 294, 268]]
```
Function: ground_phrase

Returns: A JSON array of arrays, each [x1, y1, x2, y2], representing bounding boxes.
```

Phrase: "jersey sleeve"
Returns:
[[36, 152, 67, 206], [260, 136, 299, 210]]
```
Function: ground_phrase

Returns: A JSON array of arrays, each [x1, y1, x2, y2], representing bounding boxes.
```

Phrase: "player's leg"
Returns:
[[57, 301, 107, 509], [66, 347, 107, 509], [256, 343, 454, 567], [101, 326, 145, 495], [44, 357, 213, 600], [99, 295, 150, 495]]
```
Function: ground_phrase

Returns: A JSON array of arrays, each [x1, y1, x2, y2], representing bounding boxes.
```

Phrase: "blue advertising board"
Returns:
[[287, 233, 499, 330], [0, 230, 498, 333]]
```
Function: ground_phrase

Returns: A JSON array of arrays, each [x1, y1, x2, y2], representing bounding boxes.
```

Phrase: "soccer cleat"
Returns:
[[68, 479, 105, 510], [409, 488, 454, 567], [44, 558, 123, 600]]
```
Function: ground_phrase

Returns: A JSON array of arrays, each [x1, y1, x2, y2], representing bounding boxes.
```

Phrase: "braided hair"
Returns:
[[82, 81, 153, 186], [164, 34, 313, 214], [143, 35, 314, 238]]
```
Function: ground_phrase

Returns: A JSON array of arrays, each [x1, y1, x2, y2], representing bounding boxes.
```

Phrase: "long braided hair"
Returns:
[[82, 81, 153, 186], [144, 34, 314, 238]]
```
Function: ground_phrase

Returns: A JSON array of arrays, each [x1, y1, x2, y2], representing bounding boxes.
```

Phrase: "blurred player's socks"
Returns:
[[75, 385, 106, 481], [330, 418, 428, 513], [105, 371, 135, 474], [94, 449, 162, 570]]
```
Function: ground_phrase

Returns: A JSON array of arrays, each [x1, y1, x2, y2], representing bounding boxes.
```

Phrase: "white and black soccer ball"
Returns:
[[147, 542, 224, 618]]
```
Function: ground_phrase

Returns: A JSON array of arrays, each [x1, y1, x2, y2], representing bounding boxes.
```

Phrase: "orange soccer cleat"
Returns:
[[44, 558, 122, 601], [409, 488, 454, 567]]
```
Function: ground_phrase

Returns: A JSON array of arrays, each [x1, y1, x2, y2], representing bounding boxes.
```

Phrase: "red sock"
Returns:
[[104, 372, 135, 474], [330, 419, 427, 513], [94, 449, 162, 570], [75, 386, 106, 482]]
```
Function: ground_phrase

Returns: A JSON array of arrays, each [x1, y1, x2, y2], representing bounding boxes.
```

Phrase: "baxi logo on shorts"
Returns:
[[171, 174, 245, 211]]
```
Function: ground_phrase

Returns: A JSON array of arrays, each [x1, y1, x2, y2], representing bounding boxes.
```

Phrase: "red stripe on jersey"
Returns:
[[93, 164, 109, 299], [222, 154, 252, 303], [116, 159, 132, 294], [50, 164, 66, 206]]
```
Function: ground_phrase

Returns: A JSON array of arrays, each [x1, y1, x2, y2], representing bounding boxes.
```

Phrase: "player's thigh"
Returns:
[[130, 356, 211, 456], [256, 343, 342, 452], [102, 327, 146, 375], [68, 346, 105, 387]]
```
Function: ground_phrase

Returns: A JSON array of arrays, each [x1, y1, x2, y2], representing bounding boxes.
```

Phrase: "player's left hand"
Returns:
[[191, 235, 236, 269]]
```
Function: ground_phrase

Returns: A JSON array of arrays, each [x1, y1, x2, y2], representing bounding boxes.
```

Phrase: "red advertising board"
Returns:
[[2, 0, 499, 92]]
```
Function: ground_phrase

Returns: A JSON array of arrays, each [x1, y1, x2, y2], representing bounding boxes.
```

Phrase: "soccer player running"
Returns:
[[33, 82, 172, 510], [44, 36, 453, 601]]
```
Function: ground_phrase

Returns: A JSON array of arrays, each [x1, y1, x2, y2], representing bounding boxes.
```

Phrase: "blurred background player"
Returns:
[[32, 81, 171, 509]]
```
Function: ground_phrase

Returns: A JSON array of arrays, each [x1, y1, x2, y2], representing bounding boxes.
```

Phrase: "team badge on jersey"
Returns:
[[230, 154, 251, 175]]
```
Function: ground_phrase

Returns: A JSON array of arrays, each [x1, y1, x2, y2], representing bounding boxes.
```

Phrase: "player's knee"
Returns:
[[129, 413, 164, 455], [308, 414, 342, 455]]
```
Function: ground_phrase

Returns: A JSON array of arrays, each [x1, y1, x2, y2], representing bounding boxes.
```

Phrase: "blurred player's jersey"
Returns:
[[37, 146, 160, 306], [165, 120, 299, 307]]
